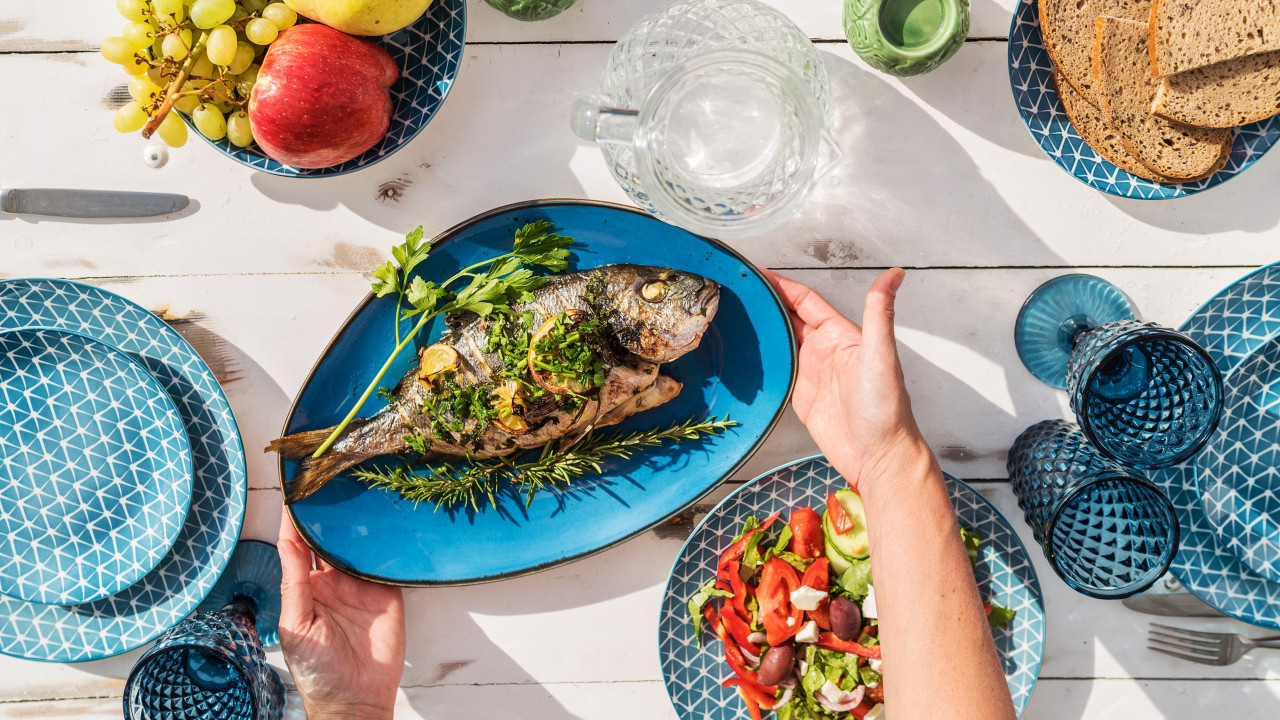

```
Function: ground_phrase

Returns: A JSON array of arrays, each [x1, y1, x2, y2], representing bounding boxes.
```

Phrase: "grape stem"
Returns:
[[141, 34, 208, 139]]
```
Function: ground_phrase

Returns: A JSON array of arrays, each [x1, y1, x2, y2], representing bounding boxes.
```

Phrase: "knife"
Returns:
[[1122, 592, 1224, 617], [1, 189, 190, 218]]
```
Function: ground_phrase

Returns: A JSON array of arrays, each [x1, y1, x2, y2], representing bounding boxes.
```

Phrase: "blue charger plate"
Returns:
[[189, 0, 466, 177], [659, 456, 1046, 717], [0, 280, 246, 662], [281, 200, 796, 585], [1008, 0, 1280, 198], [1197, 336, 1280, 584], [0, 328, 192, 606], [1149, 263, 1280, 628]]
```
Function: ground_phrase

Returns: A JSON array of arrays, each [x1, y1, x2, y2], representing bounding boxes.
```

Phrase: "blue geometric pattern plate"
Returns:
[[1008, 0, 1280, 198], [189, 0, 466, 177], [0, 328, 193, 606], [659, 456, 1046, 717], [0, 279, 247, 662], [1197, 337, 1280, 583], [1149, 263, 1280, 628], [282, 200, 796, 585]]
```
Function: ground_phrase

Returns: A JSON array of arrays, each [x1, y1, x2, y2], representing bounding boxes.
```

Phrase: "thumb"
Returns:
[[278, 508, 315, 632], [860, 268, 906, 357]]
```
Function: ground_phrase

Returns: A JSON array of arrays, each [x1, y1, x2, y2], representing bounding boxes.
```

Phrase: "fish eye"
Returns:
[[642, 281, 668, 302]]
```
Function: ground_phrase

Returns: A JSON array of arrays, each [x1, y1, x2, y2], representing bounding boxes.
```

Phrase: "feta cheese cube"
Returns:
[[795, 620, 820, 643], [862, 585, 878, 619], [789, 584, 827, 611]]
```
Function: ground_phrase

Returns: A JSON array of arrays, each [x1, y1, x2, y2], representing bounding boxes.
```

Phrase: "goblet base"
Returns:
[[197, 540, 283, 648], [1015, 274, 1135, 388]]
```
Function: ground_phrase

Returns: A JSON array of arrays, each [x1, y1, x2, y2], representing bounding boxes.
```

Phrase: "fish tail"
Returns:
[[268, 413, 407, 504]]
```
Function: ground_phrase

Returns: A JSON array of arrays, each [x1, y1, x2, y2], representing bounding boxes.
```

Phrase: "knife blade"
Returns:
[[0, 189, 190, 218], [1122, 592, 1223, 617]]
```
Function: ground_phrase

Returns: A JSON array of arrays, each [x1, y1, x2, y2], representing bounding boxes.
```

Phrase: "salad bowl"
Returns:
[[659, 456, 1046, 717], [281, 200, 796, 585]]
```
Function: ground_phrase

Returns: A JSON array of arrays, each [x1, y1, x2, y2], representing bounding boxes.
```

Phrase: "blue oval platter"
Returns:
[[0, 327, 193, 606], [190, 0, 466, 178], [659, 456, 1046, 718], [282, 200, 797, 585], [1008, 0, 1280, 199]]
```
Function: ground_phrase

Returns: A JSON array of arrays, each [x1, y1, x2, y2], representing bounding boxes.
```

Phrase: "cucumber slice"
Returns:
[[829, 489, 870, 559], [823, 510, 854, 574]]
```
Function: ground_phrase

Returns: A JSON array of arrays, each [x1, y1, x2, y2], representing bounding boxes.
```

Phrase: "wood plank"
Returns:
[[2, 44, 1279, 277], [0, 0, 1020, 52]]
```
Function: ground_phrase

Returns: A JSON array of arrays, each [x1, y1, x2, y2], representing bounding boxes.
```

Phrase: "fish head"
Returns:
[[600, 265, 720, 363]]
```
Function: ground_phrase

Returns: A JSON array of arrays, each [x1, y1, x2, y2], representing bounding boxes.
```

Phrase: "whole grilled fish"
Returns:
[[269, 264, 720, 503]]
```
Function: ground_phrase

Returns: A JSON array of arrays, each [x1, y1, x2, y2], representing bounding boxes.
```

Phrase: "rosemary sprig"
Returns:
[[351, 416, 739, 511]]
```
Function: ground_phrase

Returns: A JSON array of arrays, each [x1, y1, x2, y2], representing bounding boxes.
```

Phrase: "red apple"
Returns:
[[249, 24, 399, 169]]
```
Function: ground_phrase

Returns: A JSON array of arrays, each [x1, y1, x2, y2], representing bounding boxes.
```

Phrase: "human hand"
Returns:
[[765, 268, 935, 498], [277, 509, 406, 720]]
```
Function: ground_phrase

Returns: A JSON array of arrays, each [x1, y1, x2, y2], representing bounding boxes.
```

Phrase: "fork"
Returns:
[[1148, 623, 1280, 665]]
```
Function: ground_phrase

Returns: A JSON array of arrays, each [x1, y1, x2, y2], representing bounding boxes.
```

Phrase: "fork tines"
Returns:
[[1147, 623, 1228, 665]]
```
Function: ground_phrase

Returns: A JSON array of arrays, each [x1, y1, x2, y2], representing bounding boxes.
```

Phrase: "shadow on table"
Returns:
[[1101, 150, 1280, 233]]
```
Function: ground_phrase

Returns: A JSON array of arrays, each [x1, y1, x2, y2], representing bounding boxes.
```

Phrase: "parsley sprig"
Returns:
[[350, 416, 738, 510], [311, 221, 573, 458]]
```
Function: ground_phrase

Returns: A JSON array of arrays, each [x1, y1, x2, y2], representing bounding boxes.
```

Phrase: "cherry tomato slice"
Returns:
[[758, 558, 803, 646], [788, 507, 825, 559], [800, 557, 832, 629], [827, 492, 854, 535]]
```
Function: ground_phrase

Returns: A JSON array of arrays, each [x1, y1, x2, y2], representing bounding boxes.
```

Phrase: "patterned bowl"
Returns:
[[659, 456, 1046, 717], [188, 0, 466, 178], [1007, 0, 1280, 198]]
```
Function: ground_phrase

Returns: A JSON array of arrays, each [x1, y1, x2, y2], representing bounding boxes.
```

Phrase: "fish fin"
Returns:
[[264, 423, 362, 460], [281, 450, 363, 505]]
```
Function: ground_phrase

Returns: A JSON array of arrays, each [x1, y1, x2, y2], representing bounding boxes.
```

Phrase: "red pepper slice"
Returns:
[[827, 493, 854, 535], [720, 600, 759, 654], [723, 677, 777, 711], [816, 631, 882, 659], [724, 560, 753, 623], [711, 605, 761, 683], [758, 558, 803, 646], [800, 557, 832, 629], [850, 695, 878, 719], [787, 507, 825, 559], [718, 511, 783, 576]]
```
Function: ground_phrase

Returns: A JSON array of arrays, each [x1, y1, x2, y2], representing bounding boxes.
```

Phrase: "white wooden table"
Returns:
[[2, 0, 1279, 716]]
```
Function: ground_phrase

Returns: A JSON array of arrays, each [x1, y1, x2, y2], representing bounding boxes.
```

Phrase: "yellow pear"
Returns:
[[283, 0, 433, 36]]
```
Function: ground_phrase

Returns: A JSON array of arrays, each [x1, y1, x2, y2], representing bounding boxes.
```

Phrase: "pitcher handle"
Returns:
[[570, 95, 640, 146]]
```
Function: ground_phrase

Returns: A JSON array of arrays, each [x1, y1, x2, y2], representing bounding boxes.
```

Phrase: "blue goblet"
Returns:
[[1007, 420, 1179, 599], [1014, 274, 1223, 469], [124, 541, 285, 720]]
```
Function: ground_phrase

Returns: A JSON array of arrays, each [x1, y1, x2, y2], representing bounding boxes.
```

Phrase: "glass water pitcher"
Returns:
[[571, 0, 840, 238]]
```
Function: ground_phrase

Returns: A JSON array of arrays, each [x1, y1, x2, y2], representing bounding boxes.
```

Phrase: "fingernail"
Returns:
[[890, 269, 906, 293]]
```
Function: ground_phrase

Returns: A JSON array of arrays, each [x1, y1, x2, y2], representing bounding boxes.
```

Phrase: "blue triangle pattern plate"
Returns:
[[0, 279, 246, 662], [1148, 263, 1280, 628], [188, 0, 466, 178], [0, 327, 193, 606], [282, 200, 796, 585], [658, 456, 1046, 717], [1008, 0, 1280, 198]]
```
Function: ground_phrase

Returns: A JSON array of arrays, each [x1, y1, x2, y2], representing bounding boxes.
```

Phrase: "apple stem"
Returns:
[[141, 35, 209, 139]]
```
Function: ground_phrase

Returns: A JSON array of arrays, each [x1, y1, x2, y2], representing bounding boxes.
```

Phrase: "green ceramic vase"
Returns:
[[843, 0, 969, 77], [484, 0, 579, 22]]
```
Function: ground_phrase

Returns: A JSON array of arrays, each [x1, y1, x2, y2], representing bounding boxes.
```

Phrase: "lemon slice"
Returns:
[[528, 310, 596, 395], [417, 344, 458, 387], [490, 379, 529, 434]]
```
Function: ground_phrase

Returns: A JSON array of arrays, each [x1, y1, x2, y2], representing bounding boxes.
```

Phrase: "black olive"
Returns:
[[756, 643, 795, 686], [830, 596, 863, 641]]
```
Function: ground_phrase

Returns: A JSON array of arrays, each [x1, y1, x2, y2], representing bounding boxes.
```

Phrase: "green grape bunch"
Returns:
[[104, 0, 299, 149]]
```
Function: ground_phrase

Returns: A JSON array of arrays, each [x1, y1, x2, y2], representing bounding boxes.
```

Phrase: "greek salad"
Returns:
[[687, 489, 1016, 720]]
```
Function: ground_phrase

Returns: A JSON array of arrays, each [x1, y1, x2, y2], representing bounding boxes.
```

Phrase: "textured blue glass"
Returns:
[[124, 602, 284, 720], [197, 540, 283, 649], [1007, 420, 1179, 599], [1066, 320, 1224, 469], [1015, 274, 1134, 389]]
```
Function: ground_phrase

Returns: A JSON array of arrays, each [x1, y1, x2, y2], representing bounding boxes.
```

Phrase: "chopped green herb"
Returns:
[[686, 580, 734, 647], [961, 527, 981, 569], [987, 605, 1017, 628]]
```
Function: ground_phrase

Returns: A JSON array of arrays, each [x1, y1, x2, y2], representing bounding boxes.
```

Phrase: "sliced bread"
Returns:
[[1039, 0, 1152, 107], [1054, 70, 1175, 182], [1150, 0, 1280, 76], [1152, 49, 1280, 127], [1093, 16, 1233, 180]]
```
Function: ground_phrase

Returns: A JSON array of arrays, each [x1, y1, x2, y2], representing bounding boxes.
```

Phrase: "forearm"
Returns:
[[857, 443, 1015, 720]]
